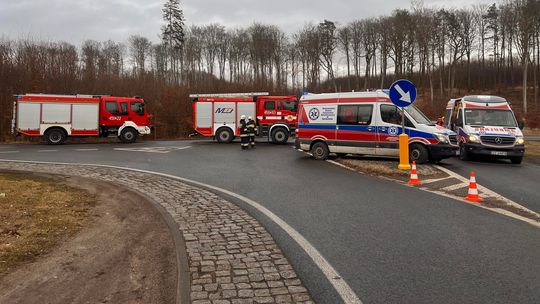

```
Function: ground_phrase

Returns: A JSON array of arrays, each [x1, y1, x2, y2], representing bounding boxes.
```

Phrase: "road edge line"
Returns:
[[0, 159, 363, 304]]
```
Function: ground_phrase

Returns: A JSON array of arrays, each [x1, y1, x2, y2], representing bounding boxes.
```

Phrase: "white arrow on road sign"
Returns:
[[394, 84, 411, 103]]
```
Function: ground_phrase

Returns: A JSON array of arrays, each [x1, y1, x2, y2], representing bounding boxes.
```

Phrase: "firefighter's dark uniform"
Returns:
[[240, 118, 249, 150], [247, 118, 257, 148]]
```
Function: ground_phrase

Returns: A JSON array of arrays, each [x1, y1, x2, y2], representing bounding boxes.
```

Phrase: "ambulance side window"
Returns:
[[338, 105, 373, 125], [380, 104, 414, 127], [105, 101, 120, 115], [264, 101, 276, 110], [380, 105, 402, 125]]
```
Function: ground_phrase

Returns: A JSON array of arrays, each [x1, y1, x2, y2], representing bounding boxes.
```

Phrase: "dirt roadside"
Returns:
[[0, 172, 177, 304]]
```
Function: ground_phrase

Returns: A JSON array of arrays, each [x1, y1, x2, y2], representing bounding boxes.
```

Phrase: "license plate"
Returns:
[[491, 151, 508, 156]]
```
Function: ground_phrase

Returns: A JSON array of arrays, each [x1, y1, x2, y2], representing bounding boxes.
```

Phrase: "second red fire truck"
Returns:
[[191, 92, 298, 144]]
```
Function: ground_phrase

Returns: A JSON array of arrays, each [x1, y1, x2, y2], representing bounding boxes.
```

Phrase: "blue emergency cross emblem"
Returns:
[[309, 108, 320, 120], [388, 126, 399, 135]]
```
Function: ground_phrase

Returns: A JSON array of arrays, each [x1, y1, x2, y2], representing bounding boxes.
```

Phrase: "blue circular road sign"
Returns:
[[389, 79, 417, 108]]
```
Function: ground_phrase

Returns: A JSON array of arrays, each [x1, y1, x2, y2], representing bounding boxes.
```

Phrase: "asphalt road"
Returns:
[[0, 140, 539, 304]]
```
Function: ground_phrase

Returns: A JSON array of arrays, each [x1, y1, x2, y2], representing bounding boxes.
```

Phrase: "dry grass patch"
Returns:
[[0, 173, 95, 275], [525, 141, 540, 158], [337, 157, 448, 182], [523, 128, 540, 136]]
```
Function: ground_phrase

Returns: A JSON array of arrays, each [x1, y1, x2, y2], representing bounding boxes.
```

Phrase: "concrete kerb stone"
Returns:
[[0, 161, 314, 304]]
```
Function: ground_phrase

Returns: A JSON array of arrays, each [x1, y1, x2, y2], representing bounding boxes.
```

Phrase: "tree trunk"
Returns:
[[523, 60, 528, 115]]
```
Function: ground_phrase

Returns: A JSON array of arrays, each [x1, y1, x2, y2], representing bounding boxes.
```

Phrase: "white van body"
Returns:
[[296, 91, 458, 163], [444, 96, 525, 164]]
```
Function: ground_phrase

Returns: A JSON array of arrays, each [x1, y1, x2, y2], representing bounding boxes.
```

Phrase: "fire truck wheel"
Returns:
[[271, 128, 289, 144], [409, 143, 429, 164], [44, 128, 67, 145], [120, 128, 138, 143], [311, 142, 329, 160], [216, 128, 234, 143]]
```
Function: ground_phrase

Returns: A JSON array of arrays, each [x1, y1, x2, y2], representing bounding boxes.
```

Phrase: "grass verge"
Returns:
[[337, 157, 448, 182], [0, 172, 95, 275]]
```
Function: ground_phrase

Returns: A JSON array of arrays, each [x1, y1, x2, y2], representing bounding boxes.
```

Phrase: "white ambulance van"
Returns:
[[444, 95, 525, 164], [295, 91, 458, 163]]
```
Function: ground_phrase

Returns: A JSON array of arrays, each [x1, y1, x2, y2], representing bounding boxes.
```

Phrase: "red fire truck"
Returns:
[[191, 92, 298, 144], [13, 94, 152, 144]]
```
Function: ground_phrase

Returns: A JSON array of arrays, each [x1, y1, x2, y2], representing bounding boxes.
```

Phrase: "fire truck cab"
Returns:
[[191, 92, 298, 144], [13, 94, 152, 144]]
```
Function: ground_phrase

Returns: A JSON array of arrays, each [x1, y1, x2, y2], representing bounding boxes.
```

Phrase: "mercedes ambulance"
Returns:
[[295, 91, 458, 163], [444, 95, 525, 164]]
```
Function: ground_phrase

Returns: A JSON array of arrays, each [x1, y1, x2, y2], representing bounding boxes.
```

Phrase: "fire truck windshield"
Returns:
[[131, 101, 145, 116], [282, 100, 297, 112]]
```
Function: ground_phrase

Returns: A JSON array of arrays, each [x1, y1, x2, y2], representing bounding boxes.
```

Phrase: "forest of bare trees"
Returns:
[[1, 0, 539, 141]]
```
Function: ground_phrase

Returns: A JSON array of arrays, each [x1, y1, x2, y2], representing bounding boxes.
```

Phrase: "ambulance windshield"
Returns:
[[464, 109, 517, 127], [404, 106, 433, 125]]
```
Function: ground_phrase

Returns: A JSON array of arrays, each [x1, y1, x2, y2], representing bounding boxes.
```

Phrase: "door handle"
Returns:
[[367, 127, 374, 131]]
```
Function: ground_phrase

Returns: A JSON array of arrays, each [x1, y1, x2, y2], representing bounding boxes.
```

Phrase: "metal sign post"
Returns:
[[388, 79, 417, 170]]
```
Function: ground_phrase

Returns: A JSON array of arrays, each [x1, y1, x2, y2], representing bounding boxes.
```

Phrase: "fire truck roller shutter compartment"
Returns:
[[17, 102, 40, 131], [213, 102, 236, 133], [42, 103, 71, 124], [237, 102, 256, 125], [196, 102, 212, 130], [72, 103, 99, 132]]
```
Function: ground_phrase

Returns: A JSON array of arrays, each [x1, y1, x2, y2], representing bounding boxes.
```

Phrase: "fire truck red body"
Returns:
[[191, 92, 298, 144], [13, 94, 152, 144]]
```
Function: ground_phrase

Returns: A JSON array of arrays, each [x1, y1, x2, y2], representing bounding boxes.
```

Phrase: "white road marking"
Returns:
[[421, 176, 452, 184], [75, 148, 99, 151], [113, 146, 192, 154], [440, 182, 469, 192], [435, 165, 540, 220], [0, 159, 363, 304], [37, 150, 58, 153], [323, 159, 540, 229], [0, 151, 19, 154]]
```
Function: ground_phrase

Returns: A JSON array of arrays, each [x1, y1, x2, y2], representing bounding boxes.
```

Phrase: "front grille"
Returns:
[[449, 135, 458, 145], [480, 136, 515, 146]]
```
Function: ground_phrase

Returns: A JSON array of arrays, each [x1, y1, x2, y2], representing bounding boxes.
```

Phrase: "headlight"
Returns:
[[516, 137, 525, 145], [469, 135, 480, 142], [435, 133, 449, 143]]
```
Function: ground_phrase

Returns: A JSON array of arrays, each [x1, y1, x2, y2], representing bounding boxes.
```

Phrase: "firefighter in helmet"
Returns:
[[240, 115, 249, 150], [247, 116, 257, 148]]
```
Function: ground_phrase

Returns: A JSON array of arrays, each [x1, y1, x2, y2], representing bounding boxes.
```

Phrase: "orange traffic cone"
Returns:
[[464, 171, 482, 202], [407, 161, 421, 185]]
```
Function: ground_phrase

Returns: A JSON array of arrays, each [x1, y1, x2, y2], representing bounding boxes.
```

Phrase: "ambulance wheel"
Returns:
[[510, 156, 523, 164], [311, 142, 329, 160], [409, 143, 429, 164], [216, 128, 234, 143], [459, 144, 471, 161], [120, 127, 138, 143], [45, 128, 66, 145], [271, 128, 289, 144]]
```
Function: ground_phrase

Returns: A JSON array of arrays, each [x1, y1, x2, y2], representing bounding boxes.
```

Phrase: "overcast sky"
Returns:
[[1, 0, 495, 44]]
